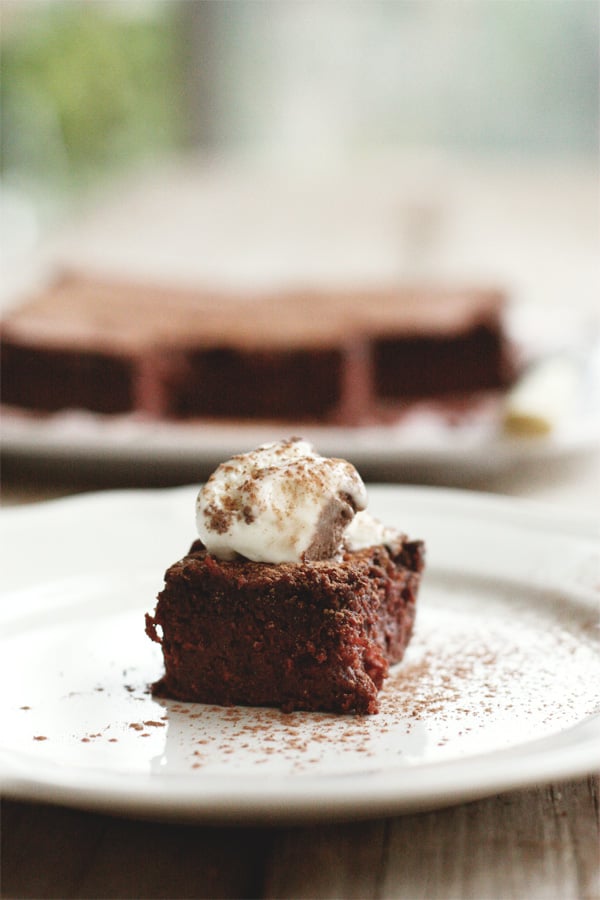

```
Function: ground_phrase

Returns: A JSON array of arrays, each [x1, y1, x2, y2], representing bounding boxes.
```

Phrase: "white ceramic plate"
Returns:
[[1, 486, 599, 823]]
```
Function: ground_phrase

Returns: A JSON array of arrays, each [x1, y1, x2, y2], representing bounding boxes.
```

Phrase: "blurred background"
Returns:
[[2, 2, 598, 182], [1, 0, 598, 301], [1, 0, 599, 492]]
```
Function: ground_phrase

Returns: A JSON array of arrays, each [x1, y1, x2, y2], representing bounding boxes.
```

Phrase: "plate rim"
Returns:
[[2, 481, 598, 537], [2, 713, 599, 823]]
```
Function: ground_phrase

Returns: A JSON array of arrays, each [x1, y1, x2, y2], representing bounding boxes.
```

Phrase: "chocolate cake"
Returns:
[[145, 438, 425, 715], [146, 536, 424, 715], [0, 272, 513, 425]]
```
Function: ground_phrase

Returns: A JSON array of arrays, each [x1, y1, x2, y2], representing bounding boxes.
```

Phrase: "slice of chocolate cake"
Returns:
[[145, 438, 425, 714], [146, 538, 423, 715]]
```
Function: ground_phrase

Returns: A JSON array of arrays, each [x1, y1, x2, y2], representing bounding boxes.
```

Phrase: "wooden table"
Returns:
[[2, 453, 599, 900]]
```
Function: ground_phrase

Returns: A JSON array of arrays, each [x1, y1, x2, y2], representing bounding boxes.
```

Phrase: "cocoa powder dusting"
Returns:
[[22, 593, 600, 781], [204, 502, 230, 535]]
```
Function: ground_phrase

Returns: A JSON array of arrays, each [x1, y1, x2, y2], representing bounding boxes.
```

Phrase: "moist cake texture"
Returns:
[[145, 438, 425, 714], [146, 538, 424, 715]]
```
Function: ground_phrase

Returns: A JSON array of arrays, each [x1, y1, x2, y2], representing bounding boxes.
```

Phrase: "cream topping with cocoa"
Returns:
[[344, 510, 401, 553], [196, 438, 373, 563]]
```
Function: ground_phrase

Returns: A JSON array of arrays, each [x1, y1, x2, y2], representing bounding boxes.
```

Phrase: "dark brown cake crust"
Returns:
[[145, 537, 425, 715]]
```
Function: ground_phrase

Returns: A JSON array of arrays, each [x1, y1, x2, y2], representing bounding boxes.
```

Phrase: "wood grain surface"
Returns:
[[2, 777, 598, 899]]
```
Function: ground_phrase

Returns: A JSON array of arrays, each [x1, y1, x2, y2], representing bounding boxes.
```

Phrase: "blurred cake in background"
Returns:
[[0, 270, 513, 425], [1, 160, 527, 428]]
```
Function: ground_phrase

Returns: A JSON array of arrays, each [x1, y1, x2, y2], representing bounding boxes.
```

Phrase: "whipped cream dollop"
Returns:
[[196, 438, 378, 563], [344, 510, 400, 553]]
